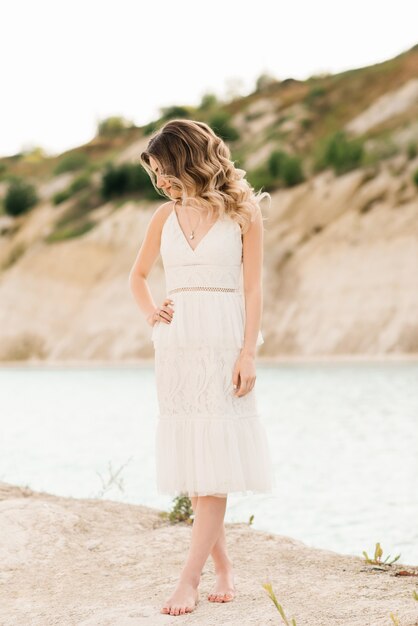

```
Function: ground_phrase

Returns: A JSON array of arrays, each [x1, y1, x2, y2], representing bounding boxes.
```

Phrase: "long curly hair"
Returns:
[[139, 119, 270, 233]]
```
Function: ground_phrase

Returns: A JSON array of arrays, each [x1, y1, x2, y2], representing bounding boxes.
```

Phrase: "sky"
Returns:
[[1, 0, 417, 157]]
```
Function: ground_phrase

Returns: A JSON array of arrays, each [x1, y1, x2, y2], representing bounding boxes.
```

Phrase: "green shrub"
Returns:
[[281, 156, 305, 186], [101, 163, 133, 199], [248, 150, 306, 192], [69, 173, 91, 193], [143, 121, 159, 136], [75, 188, 103, 211], [268, 150, 287, 178], [52, 173, 91, 205], [314, 130, 364, 175], [4, 178, 38, 216], [208, 111, 240, 142], [45, 219, 95, 243], [22, 146, 47, 164], [101, 163, 158, 200], [168, 494, 193, 524], [407, 141, 417, 160], [53, 189, 72, 205], [304, 85, 327, 106], [54, 152, 89, 175], [267, 150, 305, 187], [413, 168, 418, 187], [97, 116, 133, 137], [160, 105, 191, 121], [301, 117, 312, 130], [198, 93, 218, 110], [247, 166, 276, 193], [0, 163, 7, 179]]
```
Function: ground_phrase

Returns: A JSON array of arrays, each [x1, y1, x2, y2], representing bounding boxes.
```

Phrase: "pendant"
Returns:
[[189, 231, 195, 239]]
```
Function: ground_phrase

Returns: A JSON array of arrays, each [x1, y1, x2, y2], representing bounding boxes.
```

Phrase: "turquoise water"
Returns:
[[1, 362, 417, 565]]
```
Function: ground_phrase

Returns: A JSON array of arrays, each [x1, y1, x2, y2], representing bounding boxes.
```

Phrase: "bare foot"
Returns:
[[207, 569, 236, 602], [160, 580, 199, 616]]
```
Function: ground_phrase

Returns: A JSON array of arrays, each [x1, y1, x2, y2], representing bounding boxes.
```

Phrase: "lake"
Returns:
[[1, 360, 417, 566]]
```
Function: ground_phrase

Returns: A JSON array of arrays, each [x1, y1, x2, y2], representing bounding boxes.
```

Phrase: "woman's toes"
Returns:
[[219, 591, 234, 602], [208, 588, 234, 602]]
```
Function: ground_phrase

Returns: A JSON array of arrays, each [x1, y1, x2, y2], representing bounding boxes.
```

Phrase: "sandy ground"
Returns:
[[0, 483, 417, 626]]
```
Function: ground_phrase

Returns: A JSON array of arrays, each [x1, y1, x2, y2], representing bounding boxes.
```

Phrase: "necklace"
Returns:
[[175, 200, 201, 240]]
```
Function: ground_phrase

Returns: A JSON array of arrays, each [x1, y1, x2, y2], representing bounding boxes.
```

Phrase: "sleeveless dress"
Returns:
[[151, 201, 275, 498]]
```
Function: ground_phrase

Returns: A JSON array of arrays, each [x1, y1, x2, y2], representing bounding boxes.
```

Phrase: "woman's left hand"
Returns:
[[232, 351, 256, 397]]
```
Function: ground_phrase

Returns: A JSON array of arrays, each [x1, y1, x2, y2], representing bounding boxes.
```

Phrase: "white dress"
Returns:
[[151, 201, 275, 497]]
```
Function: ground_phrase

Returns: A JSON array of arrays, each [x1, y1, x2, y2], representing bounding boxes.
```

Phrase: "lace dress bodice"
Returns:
[[151, 205, 264, 349]]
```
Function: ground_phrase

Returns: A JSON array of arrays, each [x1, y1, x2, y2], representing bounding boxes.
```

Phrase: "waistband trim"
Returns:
[[168, 286, 240, 295]]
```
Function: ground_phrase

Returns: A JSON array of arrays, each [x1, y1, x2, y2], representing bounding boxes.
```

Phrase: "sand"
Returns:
[[0, 482, 417, 626]]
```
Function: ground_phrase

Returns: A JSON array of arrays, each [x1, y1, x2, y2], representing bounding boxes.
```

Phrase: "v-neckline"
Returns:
[[172, 201, 220, 253]]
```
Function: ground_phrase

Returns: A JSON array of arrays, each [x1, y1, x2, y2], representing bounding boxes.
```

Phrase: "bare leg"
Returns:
[[190, 496, 236, 603], [160, 495, 227, 616]]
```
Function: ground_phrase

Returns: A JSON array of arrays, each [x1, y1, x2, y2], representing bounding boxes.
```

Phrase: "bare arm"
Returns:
[[242, 204, 264, 357], [128, 202, 174, 326], [233, 204, 264, 396]]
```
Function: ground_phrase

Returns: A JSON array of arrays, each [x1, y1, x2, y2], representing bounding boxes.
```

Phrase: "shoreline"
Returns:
[[1, 352, 418, 368], [1, 481, 417, 625]]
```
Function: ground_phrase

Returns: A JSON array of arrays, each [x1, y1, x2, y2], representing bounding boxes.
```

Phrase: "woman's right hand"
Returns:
[[147, 298, 175, 326]]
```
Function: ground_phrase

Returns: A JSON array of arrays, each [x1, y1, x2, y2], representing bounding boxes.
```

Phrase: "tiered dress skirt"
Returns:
[[151, 288, 275, 498]]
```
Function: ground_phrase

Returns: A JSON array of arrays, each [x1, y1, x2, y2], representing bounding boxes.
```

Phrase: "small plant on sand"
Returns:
[[159, 494, 194, 525], [262, 582, 297, 625], [362, 542, 401, 566], [95, 457, 133, 498], [248, 514, 254, 525]]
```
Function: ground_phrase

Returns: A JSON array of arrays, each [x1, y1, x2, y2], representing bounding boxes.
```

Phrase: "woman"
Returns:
[[129, 119, 275, 616]]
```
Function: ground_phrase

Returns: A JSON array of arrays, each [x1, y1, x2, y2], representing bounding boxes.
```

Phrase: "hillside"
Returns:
[[0, 45, 417, 361]]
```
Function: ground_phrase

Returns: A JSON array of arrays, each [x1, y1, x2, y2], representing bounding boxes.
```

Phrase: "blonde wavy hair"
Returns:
[[139, 119, 270, 233]]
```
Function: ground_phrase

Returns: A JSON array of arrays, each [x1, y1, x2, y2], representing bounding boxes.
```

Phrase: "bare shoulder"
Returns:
[[242, 203, 263, 237], [151, 200, 173, 224], [147, 199, 174, 231], [155, 199, 174, 218]]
